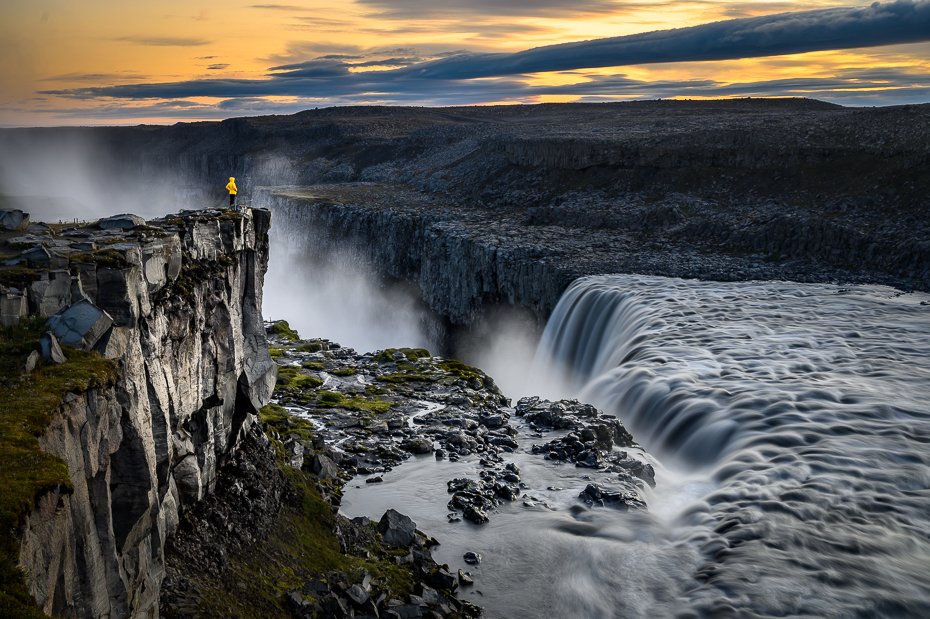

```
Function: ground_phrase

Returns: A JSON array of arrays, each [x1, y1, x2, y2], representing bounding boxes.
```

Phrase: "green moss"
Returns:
[[330, 368, 355, 377], [315, 391, 393, 414], [437, 359, 484, 381], [270, 321, 300, 342], [70, 249, 130, 270], [268, 347, 285, 359], [301, 361, 324, 371], [296, 342, 323, 353], [259, 404, 316, 443], [0, 317, 118, 618], [317, 391, 346, 406], [377, 372, 432, 384], [373, 348, 431, 363], [277, 367, 323, 390], [0, 268, 41, 290]]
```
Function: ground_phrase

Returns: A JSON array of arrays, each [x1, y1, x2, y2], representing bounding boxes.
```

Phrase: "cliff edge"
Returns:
[[0, 207, 276, 619]]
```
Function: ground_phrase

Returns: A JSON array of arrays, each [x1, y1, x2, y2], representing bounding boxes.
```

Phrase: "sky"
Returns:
[[1, 0, 928, 126]]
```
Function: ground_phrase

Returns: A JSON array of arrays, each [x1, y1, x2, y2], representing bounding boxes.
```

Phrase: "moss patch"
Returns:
[[0, 317, 118, 619], [314, 391, 393, 414], [277, 367, 323, 390], [69, 249, 130, 270], [330, 368, 355, 377], [260, 404, 316, 443], [270, 321, 300, 342], [374, 348, 431, 363], [0, 268, 41, 290]]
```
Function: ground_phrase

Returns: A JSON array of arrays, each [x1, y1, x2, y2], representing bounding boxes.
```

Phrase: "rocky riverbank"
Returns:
[[154, 320, 658, 619]]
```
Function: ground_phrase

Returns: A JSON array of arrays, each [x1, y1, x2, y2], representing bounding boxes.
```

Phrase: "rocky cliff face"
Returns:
[[256, 188, 573, 329], [11, 208, 276, 618]]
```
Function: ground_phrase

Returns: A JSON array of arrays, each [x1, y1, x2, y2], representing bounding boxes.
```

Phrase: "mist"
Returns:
[[0, 129, 199, 222], [262, 241, 438, 354], [454, 306, 544, 400]]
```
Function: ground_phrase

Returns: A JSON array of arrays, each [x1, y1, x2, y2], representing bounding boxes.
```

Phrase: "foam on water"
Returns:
[[344, 275, 930, 618]]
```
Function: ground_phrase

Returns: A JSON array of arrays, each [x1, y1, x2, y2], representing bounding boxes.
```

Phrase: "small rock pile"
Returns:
[[285, 509, 480, 619], [446, 462, 524, 524]]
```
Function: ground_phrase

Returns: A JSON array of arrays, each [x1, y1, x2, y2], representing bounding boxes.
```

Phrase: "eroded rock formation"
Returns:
[[13, 208, 275, 619]]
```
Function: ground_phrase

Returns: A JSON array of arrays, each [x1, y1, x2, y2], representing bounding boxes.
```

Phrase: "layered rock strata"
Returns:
[[8, 207, 276, 618]]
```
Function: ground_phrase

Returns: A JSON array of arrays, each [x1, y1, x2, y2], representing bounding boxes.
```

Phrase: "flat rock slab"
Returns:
[[47, 299, 114, 351], [98, 214, 146, 230]]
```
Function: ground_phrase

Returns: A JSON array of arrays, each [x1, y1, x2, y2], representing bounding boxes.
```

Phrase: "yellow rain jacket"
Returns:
[[226, 177, 238, 195]]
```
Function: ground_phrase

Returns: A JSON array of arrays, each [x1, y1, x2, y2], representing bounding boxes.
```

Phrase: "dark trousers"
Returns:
[[229, 194, 236, 206]]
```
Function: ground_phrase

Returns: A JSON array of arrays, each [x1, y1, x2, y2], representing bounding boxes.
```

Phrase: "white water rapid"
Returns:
[[344, 274, 930, 618]]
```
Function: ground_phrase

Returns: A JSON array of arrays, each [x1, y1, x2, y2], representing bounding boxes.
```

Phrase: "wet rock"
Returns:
[[401, 437, 434, 454], [426, 568, 458, 591], [462, 506, 489, 524], [463, 551, 481, 565], [578, 483, 647, 510], [457, 570, 474, 586]]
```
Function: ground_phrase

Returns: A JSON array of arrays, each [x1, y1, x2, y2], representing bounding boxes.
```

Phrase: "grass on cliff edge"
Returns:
[[0, 317, 118, 619]]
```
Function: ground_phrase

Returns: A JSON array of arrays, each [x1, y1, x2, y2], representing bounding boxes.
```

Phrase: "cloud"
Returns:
[[38, 0, 930, 108], [207, 64, 230, 70], [356, 0, 629, 18], [39, 72, 149, 82], [249, 4, 314, 10], [396, 0, 930, 80], [116, 36, 212, 47]]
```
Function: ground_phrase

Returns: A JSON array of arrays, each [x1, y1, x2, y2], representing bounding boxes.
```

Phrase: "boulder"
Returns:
[[376, 509, 418, 548], [22, 245, 69, 270], [0, 290, 27, 327], [312, 454, 339, 479], [46, 299, 114, 351], [97, 213, 146, 230], [401, 437, 434, 454], [28, 270, 72, 317], [22, 350, 40, 373], [283, 438, 304, 469], [0, 209, 29, 231], [40, 331, 66, 364]]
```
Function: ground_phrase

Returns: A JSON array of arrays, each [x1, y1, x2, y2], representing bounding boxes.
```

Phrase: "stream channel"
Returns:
[[338, 275, 930, 618]]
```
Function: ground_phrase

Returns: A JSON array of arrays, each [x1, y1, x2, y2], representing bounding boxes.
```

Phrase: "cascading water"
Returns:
[[343, 273, 930, 618], [532, 274, 930, 617]]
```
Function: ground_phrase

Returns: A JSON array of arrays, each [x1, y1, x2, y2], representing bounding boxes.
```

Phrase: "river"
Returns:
[[342, 274, 930, 618]]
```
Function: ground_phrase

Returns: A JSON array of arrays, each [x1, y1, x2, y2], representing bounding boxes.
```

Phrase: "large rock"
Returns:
[[22, 245, 68, 270], [46, 299, 114, 351], [0, 209, 30, 230], [40, 331, 66, 364], [377, 509, 419, 548], [28, 270, 72, 317], [97, 213, 146, 230], [0, 290, 27, 327], [312, 454, 339, 479]]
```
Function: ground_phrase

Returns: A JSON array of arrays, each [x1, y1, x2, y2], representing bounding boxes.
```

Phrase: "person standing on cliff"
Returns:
[[226, 177, 238, 208]]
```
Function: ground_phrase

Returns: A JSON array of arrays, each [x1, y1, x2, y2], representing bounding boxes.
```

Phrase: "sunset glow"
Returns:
[[1, 0, 928, 125]]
